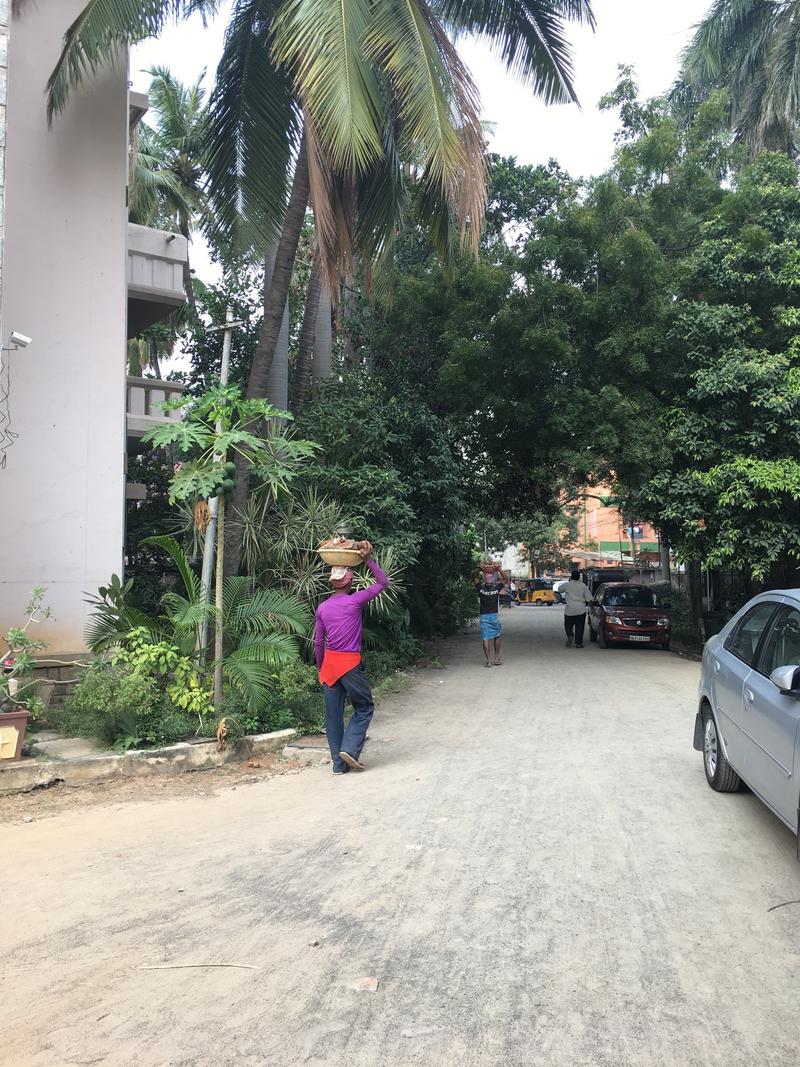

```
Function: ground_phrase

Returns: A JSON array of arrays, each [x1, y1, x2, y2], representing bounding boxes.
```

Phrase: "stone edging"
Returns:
[[0, 728, 297, 795]]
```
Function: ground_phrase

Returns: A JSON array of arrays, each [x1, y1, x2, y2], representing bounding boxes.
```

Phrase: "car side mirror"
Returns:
[[769, 665, 800, 696]]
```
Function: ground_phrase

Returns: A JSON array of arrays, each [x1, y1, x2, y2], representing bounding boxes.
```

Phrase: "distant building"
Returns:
[[501, 544, 531, 579], [0, 0, 187, 652], [565, 488, 660, 567]]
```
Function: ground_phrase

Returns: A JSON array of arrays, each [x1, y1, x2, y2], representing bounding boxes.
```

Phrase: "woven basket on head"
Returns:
[[318, 547, 363, 567]]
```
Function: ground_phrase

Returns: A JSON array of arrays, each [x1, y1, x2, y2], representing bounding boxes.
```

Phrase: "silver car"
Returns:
[[695, 590, 800, 836]]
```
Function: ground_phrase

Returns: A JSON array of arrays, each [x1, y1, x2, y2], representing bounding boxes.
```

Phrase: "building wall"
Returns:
[[0, 0, 128, 651], [569, 488, 660, 563], [0, 0, 8, 313]]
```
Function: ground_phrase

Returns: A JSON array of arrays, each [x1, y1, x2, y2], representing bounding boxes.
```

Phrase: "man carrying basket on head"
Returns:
[[476, 561, 505, 667], [315, 541, 389, 774]]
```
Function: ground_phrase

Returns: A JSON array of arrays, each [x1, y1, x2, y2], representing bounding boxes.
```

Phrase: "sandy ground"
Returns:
[[4, 607, 800, 1067]]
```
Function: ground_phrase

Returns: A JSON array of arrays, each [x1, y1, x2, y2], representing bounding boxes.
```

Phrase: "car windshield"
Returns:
[[604, 587, 660, 608]]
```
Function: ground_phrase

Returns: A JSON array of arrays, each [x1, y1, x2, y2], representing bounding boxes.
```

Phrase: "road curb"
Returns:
[[0, 728, 297, 795], [282, 742, 329, 766]]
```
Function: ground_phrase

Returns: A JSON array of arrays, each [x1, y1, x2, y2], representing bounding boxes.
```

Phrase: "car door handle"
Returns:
[[713, 659, 721, 673], [745, 688, 755, 704]]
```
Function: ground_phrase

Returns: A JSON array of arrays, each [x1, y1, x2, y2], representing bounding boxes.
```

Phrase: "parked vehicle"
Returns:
[[553, 579, 569, 604], [694, 590, 800, 837], [588, 583, 671, 649], [585, 567, 628, 594]]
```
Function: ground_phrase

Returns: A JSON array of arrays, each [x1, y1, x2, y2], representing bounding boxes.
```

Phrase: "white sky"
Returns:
[[131, 0, 710, 287]]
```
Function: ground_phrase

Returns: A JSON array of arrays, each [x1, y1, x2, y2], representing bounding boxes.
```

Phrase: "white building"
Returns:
[[0, 0, 186, 653]]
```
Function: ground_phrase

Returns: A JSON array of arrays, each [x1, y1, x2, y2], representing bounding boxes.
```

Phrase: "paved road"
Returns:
[[5, 607, 800, 1066]]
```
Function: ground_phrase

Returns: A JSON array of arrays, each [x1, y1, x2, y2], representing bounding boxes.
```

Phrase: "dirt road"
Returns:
[[4, 607, 800, 1066]]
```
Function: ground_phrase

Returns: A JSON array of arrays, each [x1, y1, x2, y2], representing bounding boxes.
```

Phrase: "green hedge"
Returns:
[[54, 647, 419, 750], [55, 661, 196, 750]]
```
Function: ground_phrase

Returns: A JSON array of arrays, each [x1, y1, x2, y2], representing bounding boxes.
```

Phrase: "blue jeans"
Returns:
[[323, 664, 375, 772]]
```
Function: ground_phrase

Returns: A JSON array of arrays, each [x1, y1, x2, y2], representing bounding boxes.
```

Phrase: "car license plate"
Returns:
[[629, 635, 650, 642]]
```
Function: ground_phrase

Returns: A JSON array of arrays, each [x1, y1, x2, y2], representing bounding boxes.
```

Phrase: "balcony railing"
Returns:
[[127, 223, 188, 338], [126, 376, 183, 450]]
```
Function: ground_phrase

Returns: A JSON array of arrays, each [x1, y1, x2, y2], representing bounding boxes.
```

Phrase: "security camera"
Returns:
[[9, 331, 32, 348]]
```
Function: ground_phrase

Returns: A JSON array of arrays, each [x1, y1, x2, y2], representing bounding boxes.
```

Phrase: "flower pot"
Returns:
[[0, 708, 30, 761]]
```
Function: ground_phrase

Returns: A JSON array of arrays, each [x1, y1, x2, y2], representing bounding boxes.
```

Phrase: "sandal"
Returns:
[[493, 658, 503, 666], [484, 661, 492, 668]]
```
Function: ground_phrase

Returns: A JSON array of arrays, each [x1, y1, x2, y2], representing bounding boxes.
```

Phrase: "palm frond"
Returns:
[[230, 588, 312, 636], [232, 633, 302, 660], [220, 575, 255, 621], [142, 534, 201, 602], [272, 0, 385, 174], [160, 592, 214, 629], [221, 654, 275, 710], [223, 639, 301, 709], [204, 0, 301, 251], [46, 0, 220, 123], [366, 0, 486, 258], [83, 573, 166, 652], [756, 8, 800, 154], [680, 0, 773, 91], [353, 113, 405, 274], [305, 112, 358, 292], [83, 603, 159, 652], [129, 126, 189, 225], [145, 64, 207, 149], [438, 0, 594, 104]]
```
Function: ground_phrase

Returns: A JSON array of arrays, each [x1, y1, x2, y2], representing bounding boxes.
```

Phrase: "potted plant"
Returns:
[[1, 588, 52, 761]]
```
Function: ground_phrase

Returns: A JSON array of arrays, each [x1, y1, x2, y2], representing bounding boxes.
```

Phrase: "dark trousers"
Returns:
[[565, 612, 586, 646], [323, 664, 375, 772]]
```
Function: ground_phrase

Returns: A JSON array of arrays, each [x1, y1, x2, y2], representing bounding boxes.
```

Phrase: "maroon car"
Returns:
[[588, 583, 671, 650]]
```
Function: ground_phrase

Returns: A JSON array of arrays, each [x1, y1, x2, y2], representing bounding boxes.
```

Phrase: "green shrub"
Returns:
[[362, 650, 409, 683], [651, 582, 701, 649], [58, 661, 195, 750]]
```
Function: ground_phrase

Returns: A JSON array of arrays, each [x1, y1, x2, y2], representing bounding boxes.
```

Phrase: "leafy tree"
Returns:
[[296, 375, 473, 634], [635, 153, 800, 580], [181, 270, 265, 397], [477, 511, 577, 573]]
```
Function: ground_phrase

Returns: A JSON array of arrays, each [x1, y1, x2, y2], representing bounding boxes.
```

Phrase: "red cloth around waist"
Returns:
[[319, 650, 362, 686]]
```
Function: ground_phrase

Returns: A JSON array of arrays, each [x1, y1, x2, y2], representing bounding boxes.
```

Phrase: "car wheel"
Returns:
[[598, 627, 608, 649], [589, 625, 598, 643], [702, 705, 741, 792]]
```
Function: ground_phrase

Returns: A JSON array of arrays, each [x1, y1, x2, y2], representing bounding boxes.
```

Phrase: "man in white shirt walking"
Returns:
[[563, 569, 593, 648]]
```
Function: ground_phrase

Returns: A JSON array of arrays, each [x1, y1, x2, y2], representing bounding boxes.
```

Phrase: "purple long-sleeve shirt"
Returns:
[[314, 559, 389, 669]]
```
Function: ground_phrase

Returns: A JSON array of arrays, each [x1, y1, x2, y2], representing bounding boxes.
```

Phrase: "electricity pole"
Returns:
[[198, 307, 243, 660]]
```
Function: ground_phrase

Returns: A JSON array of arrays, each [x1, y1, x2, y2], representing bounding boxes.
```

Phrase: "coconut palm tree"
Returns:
[[43, 0, 595, 305], [39, 0, 595, 573], [203, 0, 595, 572], [129, 66, 209, 311], [676, 0, 800, 156]]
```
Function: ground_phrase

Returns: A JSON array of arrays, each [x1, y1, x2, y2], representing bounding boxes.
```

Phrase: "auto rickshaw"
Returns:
[[516, 579, 556, 605]]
